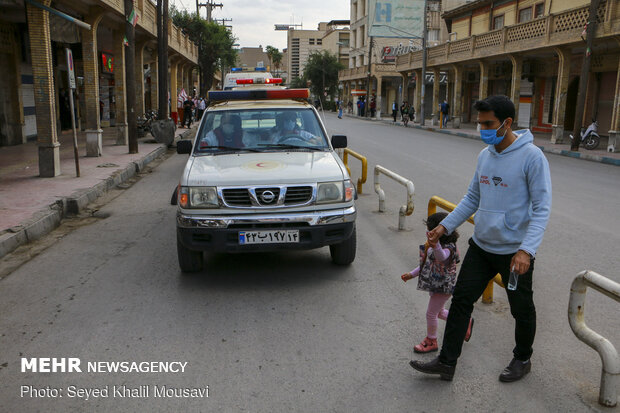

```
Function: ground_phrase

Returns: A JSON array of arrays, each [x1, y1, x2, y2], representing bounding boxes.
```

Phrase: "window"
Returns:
[[309, 38, 315, 45], [534, 3, 545, 18], [493, 14, 504, 29], [317, 39, 322, 45], [427, 29, 439, 41], [519, 7, 532, 23]]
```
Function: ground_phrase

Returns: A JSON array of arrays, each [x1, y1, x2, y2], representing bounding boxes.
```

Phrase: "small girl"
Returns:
[[401, 212, 474, 353]]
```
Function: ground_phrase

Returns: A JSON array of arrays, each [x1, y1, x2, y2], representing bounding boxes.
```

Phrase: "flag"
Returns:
[[128, 8, 138, 26], [123, 35, 129, 46]]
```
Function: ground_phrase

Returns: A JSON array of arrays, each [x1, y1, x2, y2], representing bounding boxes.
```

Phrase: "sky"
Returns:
[[171, 0, 350, 51]]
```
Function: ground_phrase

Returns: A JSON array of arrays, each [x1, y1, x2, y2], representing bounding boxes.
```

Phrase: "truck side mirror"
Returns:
[[331, 135, 347, 149], [177, 140, 193, 154]]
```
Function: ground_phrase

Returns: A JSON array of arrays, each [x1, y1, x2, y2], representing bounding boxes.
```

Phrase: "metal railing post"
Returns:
[[342, 148, 368, 194], [568, 270, 620, 407], [374, 165, 415, 230]]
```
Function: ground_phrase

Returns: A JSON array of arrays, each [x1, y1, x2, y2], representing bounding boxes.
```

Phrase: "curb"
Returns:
[[0, 143, 169, 260], [343, 114, 620, 166]]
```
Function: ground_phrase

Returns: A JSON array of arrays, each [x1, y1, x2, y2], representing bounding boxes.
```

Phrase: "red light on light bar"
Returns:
[[265, 89, 310, 99], [236, 79, 254, 84], [265, 78, 283, 84]]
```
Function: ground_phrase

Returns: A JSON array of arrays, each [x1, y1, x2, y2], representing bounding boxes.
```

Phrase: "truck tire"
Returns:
[[330, 226, 356, 265], [177, 235, 203, 273]]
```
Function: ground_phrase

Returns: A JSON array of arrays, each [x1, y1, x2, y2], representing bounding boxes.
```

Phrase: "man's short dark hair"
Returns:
[[473, 95, 515, 123]]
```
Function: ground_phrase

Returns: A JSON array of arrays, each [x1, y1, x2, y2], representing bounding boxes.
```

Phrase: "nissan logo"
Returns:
[[260, 190, 276, 203]]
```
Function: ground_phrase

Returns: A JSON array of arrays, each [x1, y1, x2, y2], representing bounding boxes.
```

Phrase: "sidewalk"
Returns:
[[344, 113, 620, 166], [0, 125, 196, 258]]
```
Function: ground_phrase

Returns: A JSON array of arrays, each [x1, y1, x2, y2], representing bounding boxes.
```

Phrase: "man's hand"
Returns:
[[426, 225, 446, 246], [510, 250, 531, 275]]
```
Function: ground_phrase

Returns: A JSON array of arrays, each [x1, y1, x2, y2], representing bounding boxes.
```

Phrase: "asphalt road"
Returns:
[[0, 112, 618, 412]]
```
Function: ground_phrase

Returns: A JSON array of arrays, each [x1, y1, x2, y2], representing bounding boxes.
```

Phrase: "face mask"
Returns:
[[478, 120, 507, 145], [222, 124, 234, 135], [284, 120, 296, 131]]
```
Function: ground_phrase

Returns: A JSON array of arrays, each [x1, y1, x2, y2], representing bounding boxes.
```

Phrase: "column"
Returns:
[[414, 69, 422, 123], [450, 64, 463, 128], [607, 56, 620, 152], [113, 29, 127, 145], [509, 54, 523, 126], [135, 41, 147, 117], [551, 47, 571, 144], [432, 68, 440, 126], [26, 0, 59, 176], [376, 76, 383, 119], [81, 10, 104, 156], [170, 58, 178, 124], [150, 55, 158, 114], [479, 60, 489, 100]]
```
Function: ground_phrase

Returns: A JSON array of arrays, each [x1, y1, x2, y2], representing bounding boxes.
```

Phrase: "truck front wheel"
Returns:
[[329, 225, 356, 265], [177, 235, 203, 273]]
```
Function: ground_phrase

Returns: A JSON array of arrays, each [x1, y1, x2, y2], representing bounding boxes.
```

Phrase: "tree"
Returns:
[[170, 6, 237, 96], [271, 49, 283, 77], [302, 50, 344, 102], [289, 77, 307, 89]]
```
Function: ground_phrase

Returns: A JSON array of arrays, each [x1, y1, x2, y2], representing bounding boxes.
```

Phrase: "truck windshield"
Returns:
[[195, 108, 328, 153]]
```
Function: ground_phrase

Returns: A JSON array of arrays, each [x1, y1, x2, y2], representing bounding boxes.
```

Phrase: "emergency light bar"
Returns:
[[236, 78, 283, 85], [208, 89, 310, 101], [230, 67, 268, 72]]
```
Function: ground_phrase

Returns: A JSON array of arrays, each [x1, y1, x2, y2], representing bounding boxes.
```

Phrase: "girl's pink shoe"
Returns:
[[414, 337, 438, 353]]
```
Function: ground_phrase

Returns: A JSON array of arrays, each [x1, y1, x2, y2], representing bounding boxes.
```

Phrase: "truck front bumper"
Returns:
[[177, 206, 356, 252]]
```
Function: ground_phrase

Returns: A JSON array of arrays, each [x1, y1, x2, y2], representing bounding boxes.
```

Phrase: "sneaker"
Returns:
[[499, 358, 531, 382], [409, 356, 455, 381], [464, 318, 474, 342], [413, 337, 438, 353]]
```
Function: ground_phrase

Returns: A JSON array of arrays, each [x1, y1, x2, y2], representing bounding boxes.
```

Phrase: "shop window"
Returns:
[[519, 7, 532, 23], [493, 15, 504, 30], [534, 3, 545, 18]]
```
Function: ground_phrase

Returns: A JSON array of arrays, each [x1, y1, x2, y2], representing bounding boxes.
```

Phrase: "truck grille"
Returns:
[[255, 188, 280, 206], [222, 188, 251, 206], [284, 186, 313, 205]]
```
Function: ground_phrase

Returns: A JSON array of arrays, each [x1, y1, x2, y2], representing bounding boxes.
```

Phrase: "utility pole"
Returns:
[[157, 0, 169, 120], [571, 0, 601, 151], [197, 0, 222, 22], [125, 0, 138, 153], [365, 36, 373, 118], [420, 0, 428, 126]]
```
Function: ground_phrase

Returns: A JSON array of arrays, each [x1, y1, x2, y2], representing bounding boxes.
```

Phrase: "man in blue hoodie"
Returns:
[[410, 95, 552, 382]]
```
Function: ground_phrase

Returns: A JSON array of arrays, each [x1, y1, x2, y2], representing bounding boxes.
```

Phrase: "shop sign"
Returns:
[[101, 52, 114, 74]]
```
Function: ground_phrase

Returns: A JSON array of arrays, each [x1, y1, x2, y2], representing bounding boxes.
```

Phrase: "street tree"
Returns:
[[265, 46, 282, 76], [170, 6, 237, 96], [289, 77, 307, 89], [302, 50, 344, 103]]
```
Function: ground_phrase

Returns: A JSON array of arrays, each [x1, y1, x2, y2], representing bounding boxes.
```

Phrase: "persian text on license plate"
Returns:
[[239, 230, 299, 244]]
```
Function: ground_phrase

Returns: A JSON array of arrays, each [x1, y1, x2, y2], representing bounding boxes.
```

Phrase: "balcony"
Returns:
[[338, 63, 400, 81], [396, 1, 619, 71]]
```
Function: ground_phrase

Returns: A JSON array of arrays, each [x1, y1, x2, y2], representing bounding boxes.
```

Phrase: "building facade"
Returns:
[[287, 20, 350, 83], [339, 0, 445, 118], [395, 0, 620, 151], [0, 0, 198, 177]]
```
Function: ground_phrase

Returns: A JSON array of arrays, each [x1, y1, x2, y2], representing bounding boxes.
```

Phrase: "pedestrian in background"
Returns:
[[370, 98, 376, 118], [338, 100, 343, 119], [410, 95, 552, 383], [392, 101, 398, 122], [441, 100, 450, 128], [401, 212, 473, 354], [197, 97, 206, 120], [182, 97, 194, 128]]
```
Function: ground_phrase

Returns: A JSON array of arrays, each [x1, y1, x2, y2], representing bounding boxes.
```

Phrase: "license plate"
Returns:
[[239, 230, 299, 244]]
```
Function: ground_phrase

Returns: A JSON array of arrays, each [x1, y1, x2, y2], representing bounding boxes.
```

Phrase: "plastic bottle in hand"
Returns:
[[507, 266, 518, 291]]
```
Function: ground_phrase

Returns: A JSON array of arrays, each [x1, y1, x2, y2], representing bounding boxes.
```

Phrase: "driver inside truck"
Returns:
[[271, 111, 321, 145]]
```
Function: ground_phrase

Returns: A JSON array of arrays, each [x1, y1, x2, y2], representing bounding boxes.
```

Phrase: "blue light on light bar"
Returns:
[[231, 67, 243, 72], [254, 67, 267, 71]]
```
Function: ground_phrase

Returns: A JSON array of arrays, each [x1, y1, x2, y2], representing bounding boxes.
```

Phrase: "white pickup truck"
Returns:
[[175, 87, 356, 272]]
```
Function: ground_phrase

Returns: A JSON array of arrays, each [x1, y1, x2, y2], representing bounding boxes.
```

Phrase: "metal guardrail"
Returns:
[[374, 165, 414, 230], [568, 270, 620, 407], [427, 195, 504, 304], [342, 148, 368, 194]]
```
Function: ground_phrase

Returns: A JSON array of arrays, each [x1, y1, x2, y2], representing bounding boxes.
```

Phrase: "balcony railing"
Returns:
[[396, 1, 615, 70]]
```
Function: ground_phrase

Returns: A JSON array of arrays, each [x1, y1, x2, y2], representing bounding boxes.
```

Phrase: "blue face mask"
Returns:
[[477, 121, 507, 145]]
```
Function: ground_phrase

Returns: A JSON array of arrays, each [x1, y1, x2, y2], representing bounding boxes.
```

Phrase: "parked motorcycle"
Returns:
[[137, 110, 157, 137], [569, 119, 600, 150]]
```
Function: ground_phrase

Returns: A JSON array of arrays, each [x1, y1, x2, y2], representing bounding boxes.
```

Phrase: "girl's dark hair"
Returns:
[[424, 212, 459, 244]]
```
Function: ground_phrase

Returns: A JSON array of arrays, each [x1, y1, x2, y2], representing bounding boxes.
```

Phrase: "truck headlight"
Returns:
[[179, 186, 219, 208], [316, 181, 353, 204]]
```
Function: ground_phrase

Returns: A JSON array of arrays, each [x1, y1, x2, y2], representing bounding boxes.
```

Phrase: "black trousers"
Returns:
[[439, 238, 536, 365], [183, 110, 192, 127]]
